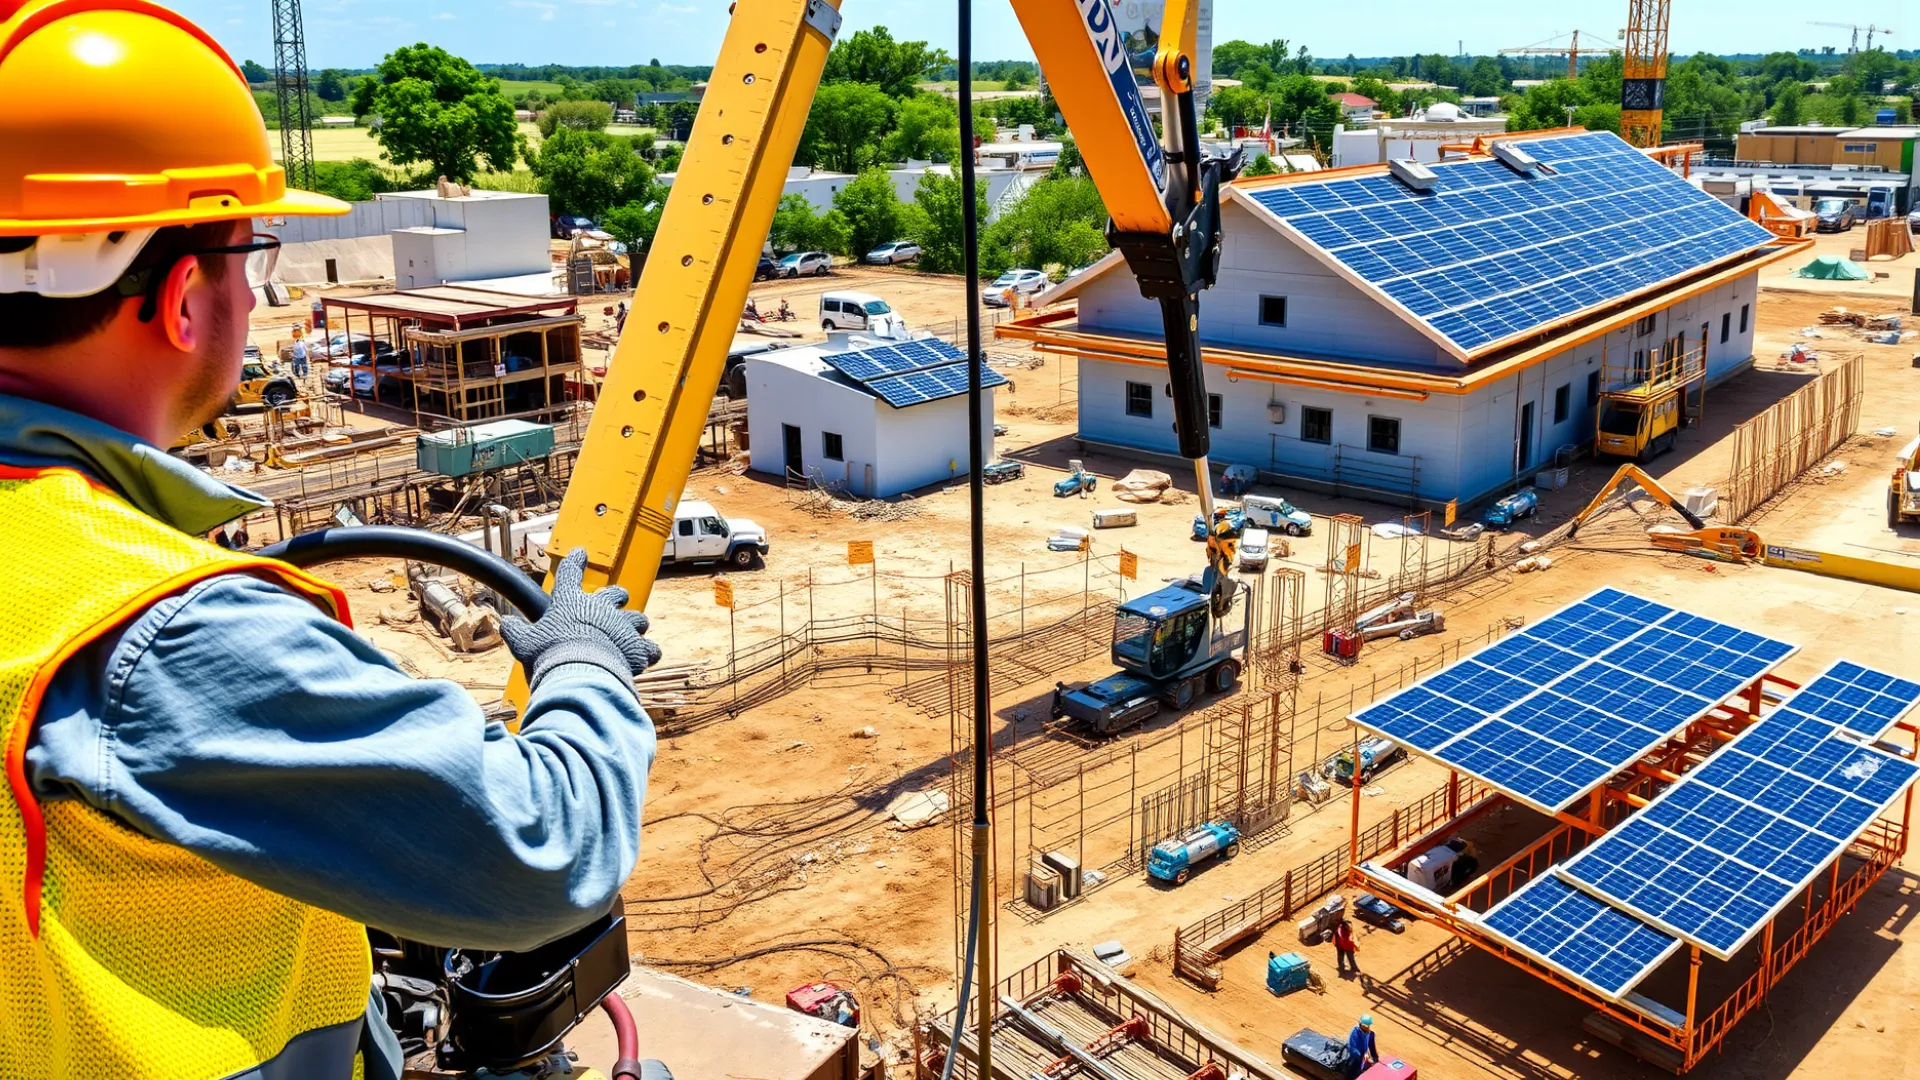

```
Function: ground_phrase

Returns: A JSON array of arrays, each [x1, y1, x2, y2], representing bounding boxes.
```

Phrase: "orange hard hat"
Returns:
[[0, 0, 348, 237]]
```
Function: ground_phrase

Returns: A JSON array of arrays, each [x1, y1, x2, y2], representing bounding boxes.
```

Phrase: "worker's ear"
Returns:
[[158, 255, 203, 353]]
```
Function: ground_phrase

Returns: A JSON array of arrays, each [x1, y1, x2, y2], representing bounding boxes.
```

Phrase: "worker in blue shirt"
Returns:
[[0, 4, 661, 1076], [1346, 1014, 1381, 1078]]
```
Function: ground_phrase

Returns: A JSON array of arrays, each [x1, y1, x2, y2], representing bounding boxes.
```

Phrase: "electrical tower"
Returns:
[[271, 0, 316, 191], [1621, 0, 1671, 148]]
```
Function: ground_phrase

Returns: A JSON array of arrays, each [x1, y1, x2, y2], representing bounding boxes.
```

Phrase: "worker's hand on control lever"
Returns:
[[503, 548, 662, 689]]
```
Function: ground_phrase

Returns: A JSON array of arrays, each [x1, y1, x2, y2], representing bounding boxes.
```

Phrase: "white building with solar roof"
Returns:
[[741, 335, 1002, 498], [1009, 131, 1803, 508]]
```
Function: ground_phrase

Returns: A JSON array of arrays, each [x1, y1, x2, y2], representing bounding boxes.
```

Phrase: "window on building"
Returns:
[[1587, 370, 1601, 407], [1208, 393, 1223, 429], [1632, 349, 1649, 382], [1301, 406, 1332, 444], [1739, 304, 1749, 334], [1554, 384, 1570, 424], [1721, 312, 1731, 344], [1125, 381, 1153, 418], [1634, 314, 1657, 337], [822, 431, 843, 461], [1259, 296, 1288, 327], [1368, 416, 1401, 455]]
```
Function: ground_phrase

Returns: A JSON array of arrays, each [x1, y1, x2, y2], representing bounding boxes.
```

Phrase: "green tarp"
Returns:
[[1790, 255, 1872, 280]]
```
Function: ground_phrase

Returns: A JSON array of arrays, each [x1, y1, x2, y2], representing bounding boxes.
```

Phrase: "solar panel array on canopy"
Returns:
[[1352, 588, 1794, 813]]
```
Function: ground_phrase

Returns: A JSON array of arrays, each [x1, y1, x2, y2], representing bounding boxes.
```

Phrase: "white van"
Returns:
[[820, 291, 906, 336], [1237, 528, 1271, 572]]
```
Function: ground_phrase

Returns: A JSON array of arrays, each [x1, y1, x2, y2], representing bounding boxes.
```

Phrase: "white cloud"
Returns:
[[509, 0, 559, 19], [434, 10, 457, 18], [654, 1, 696, 12]]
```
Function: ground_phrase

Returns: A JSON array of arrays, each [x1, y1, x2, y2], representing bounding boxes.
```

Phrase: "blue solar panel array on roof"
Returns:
[[818, 338, 963, 382], [815, 339, 1006, 409], [1242, 132, 1777, 355]]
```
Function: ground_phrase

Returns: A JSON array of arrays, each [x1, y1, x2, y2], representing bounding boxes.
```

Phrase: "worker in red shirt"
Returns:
[[1332, 917, 1360, 977]]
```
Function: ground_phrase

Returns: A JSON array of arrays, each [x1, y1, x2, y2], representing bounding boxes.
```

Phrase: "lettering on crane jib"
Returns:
[[1074, 0, 1167, 191]]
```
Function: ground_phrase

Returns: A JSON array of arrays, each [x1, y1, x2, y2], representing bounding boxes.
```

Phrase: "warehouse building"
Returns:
[[1003, 131, 1802, 508], [743, 336, 1001, 498]]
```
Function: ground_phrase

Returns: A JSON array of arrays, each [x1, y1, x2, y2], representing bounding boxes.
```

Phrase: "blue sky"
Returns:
[[174, 0, 1854, 71]]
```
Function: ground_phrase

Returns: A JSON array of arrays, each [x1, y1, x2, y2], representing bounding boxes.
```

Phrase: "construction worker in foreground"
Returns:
[[0, 3, 661, 1076]]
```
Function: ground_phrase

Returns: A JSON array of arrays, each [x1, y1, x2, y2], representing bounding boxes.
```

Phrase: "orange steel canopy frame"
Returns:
[[1338, 669, 1919, 1072]]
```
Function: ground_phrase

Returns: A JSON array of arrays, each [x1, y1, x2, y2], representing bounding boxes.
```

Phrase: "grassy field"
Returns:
[[293, 122, 548, 165], [494, 78, 569, 98]]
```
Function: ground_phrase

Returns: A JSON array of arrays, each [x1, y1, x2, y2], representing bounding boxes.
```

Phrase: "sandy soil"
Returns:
[[229, 255, 1920, 1077]]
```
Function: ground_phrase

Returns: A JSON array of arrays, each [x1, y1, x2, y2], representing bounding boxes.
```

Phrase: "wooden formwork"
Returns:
[[1721, 354, 1864, 522]]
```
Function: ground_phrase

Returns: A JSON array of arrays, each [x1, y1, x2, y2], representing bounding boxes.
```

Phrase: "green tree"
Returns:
[[799, 81, 896, 172], [981, 173, 1108, 276], [310, 159, 408, 202], [880, 94, 961, 162], [1465, 56, 1507, 97], [1211, 40, 1266, 79], [1205, 84, 1265, 129], [1772, 81, 1803, 125], [315, 69, 348, 102], [538, 99, 613, 137], [603, 196, 668, 255], [1002, 67, 1030, 91], [768, 194, 852, 254], [241, 59, 271, 84], [1846, 48, 1899, 95], [1896, 100, 1914, 125], [1047, 137, 1084, 180], [821, 26, 949, 98], [910, 171, 987, 274], [834, 167, 923, 256], [1348, 76, 1402, 117], [529, 129, 656, 219], [1243, 152, 1279, 177], [350, 44, 520, 183], [1837, 94, 1865, 126]]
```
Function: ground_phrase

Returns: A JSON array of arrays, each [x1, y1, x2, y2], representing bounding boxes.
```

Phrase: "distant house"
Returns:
[[1000, 131, 1798, 508], [1334, 93, 1378, 124], [744, 335, 1001, 498]]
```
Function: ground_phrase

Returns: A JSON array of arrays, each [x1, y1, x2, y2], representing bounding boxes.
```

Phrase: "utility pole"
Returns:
[[271, 0, 317, 191]]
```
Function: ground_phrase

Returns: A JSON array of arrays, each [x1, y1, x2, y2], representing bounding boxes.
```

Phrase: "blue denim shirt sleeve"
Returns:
[[25, 573, 654, 952]]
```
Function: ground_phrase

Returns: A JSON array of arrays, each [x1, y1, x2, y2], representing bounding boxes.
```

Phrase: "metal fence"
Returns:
[[1171, 776, 1493, 988]]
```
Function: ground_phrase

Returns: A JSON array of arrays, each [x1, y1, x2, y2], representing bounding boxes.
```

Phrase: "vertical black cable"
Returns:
[[958, 0, 986, 837]]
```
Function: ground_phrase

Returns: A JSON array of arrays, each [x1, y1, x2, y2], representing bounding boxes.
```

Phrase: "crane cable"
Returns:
[[941, 0, 991, 1074]]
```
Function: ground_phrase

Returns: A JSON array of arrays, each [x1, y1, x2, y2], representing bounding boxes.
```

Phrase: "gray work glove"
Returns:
[[503, 548, 662, 689]]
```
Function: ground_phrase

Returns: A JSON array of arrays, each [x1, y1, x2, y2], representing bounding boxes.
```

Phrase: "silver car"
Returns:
[[982, 267, 1049, 307], [865, 240, 921, 265], [778, 251, 832, 277]]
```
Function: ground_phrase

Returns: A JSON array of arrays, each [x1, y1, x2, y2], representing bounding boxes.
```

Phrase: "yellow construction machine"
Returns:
[[1889, 432, 1920, 530], [1571, 464, 1920, 591]]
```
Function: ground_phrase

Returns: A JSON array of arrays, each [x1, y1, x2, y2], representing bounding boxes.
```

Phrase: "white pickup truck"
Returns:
[[662, 500, 769, 569]]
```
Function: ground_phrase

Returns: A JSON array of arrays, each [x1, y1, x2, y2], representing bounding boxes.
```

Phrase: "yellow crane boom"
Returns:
[[1622, 0, 1672, 147]]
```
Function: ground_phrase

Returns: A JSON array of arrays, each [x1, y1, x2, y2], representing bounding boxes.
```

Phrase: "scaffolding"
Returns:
[[1320, 513, 1366, 661]]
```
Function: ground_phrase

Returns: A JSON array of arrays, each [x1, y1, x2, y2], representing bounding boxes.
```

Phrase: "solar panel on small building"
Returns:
[[816, 340, 1008, 409], [1479, 873, 1679, 1000], [1352, 588, 1794, 814], [1555, 666, 1920, 959], [1241, 131, 1779, 356]]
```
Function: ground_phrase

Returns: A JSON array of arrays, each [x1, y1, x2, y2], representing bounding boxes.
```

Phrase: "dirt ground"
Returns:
[[235, 253, 1920, 1077]]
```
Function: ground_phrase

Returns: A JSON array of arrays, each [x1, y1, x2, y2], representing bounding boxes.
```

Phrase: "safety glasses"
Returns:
[[118, 232, 282, 320]]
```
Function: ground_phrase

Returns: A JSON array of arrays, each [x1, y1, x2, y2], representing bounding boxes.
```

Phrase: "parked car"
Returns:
[[864, 240, 920, 265], [1242, 494, 1314, 536], [551, 215, 597, 239], [662, 500, 770, 569], [1237, 528, 1272, 572], [778, 250, 833, 277], [314, 331, 397, 362], [324, 353, 412, 402], [982, 268, 1049, 307], [1813, 197, 1858, 232], [755, 254, 779, 280], [229, 361, 298, 409], [819, 290, 906, 335]]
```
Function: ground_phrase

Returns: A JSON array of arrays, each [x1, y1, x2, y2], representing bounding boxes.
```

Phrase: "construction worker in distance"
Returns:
[[0, 3, 662, 1078], [1345, 1014, 1382, 1078]]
